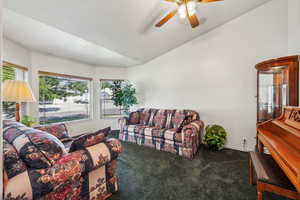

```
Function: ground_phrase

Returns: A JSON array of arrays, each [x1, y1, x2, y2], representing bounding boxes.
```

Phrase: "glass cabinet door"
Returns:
[[257, 66, 289, 123]]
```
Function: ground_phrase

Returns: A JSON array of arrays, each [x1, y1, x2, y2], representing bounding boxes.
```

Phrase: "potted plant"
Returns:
[[110, 80, 138, 115], [21, 115, 37, 127], [204, 125, 227, 151]]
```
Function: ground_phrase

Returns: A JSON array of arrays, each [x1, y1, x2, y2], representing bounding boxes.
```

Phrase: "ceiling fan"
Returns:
[[155, 0, 223, 29]]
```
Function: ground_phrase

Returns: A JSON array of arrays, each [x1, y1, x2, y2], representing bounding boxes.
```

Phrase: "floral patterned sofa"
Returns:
[[3, 121, 122, 200], [119, 108, 204, 158]]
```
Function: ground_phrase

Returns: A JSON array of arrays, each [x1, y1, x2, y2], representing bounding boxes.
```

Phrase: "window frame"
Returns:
[[38, 71, 93, 125], [100, 79, 124, 119], [3, 61, 29, 72]]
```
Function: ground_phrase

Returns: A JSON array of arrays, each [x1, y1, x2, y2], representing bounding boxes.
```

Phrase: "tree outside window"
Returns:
[[39, 74, 91, 124]]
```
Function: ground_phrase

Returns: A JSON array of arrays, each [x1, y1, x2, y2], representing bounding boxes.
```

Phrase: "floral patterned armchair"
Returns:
[[118, 108, 204, 158], [3, 121, 122, 200]]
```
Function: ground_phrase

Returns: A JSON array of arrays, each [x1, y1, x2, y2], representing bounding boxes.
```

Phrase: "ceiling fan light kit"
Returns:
[[178, 1, 196, 19], [156, 0, 223, 29]]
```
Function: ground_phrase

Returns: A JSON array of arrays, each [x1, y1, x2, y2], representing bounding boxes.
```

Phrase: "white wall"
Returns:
[[3, 39, 30, 67], [288, 0, 300, 55], [30, 52, 127, 135], [3, 39, 127, 136], [128, 0, 288, 151]]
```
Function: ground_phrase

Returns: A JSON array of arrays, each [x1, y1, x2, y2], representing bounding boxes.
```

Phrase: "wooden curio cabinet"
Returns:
[[256, 56, 299, 123]]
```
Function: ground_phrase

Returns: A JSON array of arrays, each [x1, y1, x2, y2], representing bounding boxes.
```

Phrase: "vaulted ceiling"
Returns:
[[4, 0, 270, 67]]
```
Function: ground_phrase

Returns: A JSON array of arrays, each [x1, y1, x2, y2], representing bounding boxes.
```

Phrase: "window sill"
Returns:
[[39, 118, 92, 126], [100, 115, 124, 120]]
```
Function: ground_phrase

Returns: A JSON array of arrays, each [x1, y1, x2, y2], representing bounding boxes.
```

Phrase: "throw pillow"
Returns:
[[35, 123, 71, 142], [69, 127, 111, 152], [4, 123, 67, 168], [129, 112, 140, 124]]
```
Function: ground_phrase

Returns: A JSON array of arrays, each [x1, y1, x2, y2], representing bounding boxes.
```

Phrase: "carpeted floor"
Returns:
[[109, 132, 290, 200]]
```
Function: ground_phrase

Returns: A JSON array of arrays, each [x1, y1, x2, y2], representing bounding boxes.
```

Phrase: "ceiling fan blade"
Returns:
[[198, 0, 223, 3], [188, 14, 200, 28], [155, 9, 178, 27], [184, 0, 200, 28]]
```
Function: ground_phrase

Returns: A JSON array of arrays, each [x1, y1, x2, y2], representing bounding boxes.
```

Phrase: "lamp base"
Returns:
[[16, 103, 20, 122]]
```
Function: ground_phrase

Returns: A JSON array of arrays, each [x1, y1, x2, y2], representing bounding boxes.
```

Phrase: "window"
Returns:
[[2, 62, 28, 119], [39, 71, 92, 124], [100, 79, 123, 118]]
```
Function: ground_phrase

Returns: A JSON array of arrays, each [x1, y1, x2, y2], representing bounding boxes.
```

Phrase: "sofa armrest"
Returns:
[[4, 139, 123, 199], [37, 139, 122, 180], [4, 170, 33, 199], [105, 138, 123, 160], [119, 111, 141, 131], [181, 120, 204, 148], [4, 150, 94, 199], [69, 138, 122, 171]]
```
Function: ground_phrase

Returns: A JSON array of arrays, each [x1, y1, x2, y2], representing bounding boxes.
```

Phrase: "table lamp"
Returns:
[[3, 80, 36, 121]]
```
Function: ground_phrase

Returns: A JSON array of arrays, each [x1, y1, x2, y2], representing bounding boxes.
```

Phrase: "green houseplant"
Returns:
[[204, 125, 227, 151], [21, 115, 37, 127], [110, 80, 138, 115]]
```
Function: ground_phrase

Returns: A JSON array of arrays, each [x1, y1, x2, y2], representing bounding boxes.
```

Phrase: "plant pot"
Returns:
[[207, 144, 219, 151]]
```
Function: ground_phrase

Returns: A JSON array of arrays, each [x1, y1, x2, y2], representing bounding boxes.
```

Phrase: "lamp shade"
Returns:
[[3, 80, 36, 102]]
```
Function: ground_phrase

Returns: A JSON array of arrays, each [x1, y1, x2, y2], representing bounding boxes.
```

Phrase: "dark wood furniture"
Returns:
[[256, 56, 299, 123], [257, 107, 300, 196], [249, 151, 299, 200]]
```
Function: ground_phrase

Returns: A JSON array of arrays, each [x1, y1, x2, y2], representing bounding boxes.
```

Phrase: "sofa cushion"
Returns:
[[138, 126, 161, 137], [165, 110, 176, 129], [69, 127, 111, 152], [163, 128, 182, 142], [4, 123, 51, 168], [3, 122, 67, 169], [35, 123, 71, 142], [9, 132, 52, 168], [139, 108, 151, 125], [141, 127, 182, 143], [129, 112, 140, 124], [123, 124, 182, 142], [153, 109, 167, 128], [3, 139, 27, 179], [123, 124, 148, 135], [147, 109, 158, 126], [28, 130, 67, 164], [171, 110, 186, 130], [123, 125, 181, 143]]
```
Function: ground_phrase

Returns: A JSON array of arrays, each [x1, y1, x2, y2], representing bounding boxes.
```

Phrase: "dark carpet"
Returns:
[[109, 132, 290, 200]]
